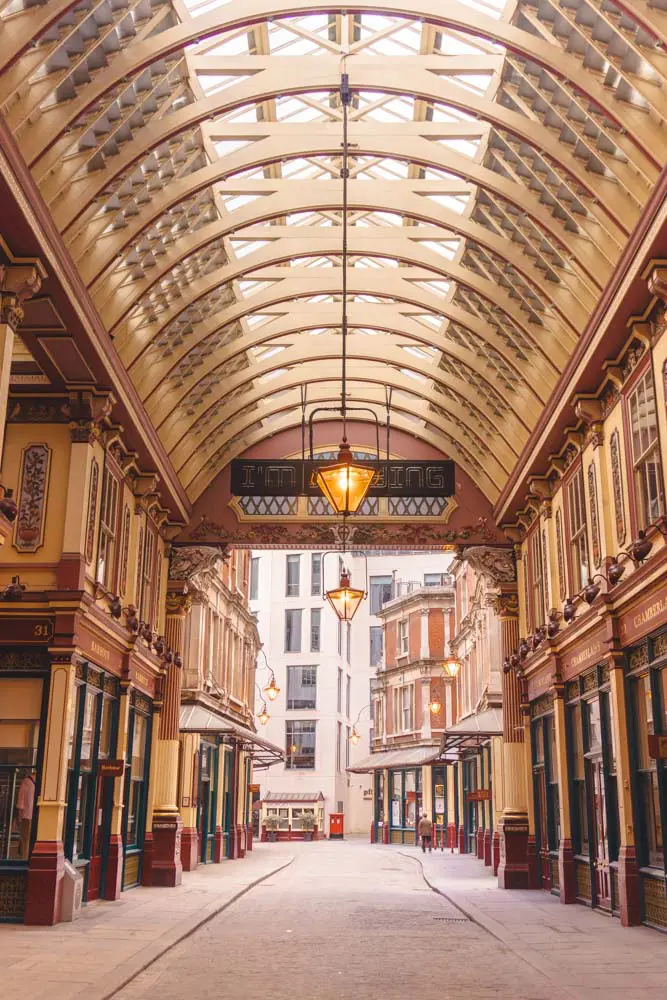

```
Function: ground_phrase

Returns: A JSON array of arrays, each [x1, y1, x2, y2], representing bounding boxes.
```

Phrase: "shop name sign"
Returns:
[[98, 760, 125, 777], [620, 595, 667, 645], [467, 789, 491, 801], [230, 459, 455, 498], [648, 735, 667, 760]]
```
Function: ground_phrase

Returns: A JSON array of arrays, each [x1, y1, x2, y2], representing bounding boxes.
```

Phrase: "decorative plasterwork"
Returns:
[[461, 545, 516, 587], [13, 443, 51, 553]]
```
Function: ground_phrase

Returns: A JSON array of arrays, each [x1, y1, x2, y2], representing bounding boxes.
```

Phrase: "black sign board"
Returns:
[[230, 459, 455, 498]]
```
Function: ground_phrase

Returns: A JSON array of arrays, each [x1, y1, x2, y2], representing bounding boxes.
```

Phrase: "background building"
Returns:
[[251, 549, 453, 837]]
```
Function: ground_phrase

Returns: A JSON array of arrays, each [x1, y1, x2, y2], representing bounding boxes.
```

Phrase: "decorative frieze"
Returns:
[[14, 443, 51, 553], [609, 430, 626, 546], [85, 459, 99, 564], [587, 463, 602, 569]]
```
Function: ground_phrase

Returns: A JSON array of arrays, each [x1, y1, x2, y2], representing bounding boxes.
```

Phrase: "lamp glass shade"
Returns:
[[443, 657, 461, 678], [258, 707, 270, 726], [351, 729, 361, 745], [264, 678, 280, 701], [429, 699, 442, 715], [315, 441, 375, 515], [325, 570, 365, 621]]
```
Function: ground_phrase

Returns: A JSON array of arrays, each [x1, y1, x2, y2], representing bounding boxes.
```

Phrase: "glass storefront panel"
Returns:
[[0, 678, 43, 862]]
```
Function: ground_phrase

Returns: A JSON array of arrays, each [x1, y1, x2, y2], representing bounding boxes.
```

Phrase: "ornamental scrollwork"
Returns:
[[587, 463, 602, 569], [13, 443, 51, 553], [555, 508, 566, 602], [610, 430, 626, 546], [85, 459, 99, 565]]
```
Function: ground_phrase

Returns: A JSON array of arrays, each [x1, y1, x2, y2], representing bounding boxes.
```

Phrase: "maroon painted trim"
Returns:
[[495, 165, 667, 524]]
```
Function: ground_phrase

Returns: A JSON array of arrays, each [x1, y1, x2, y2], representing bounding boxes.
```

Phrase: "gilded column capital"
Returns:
[[0, 260, 46, 331], [490, 591, 519, 620], [66, 390, 116, 444], [165, 590, 193, 618]]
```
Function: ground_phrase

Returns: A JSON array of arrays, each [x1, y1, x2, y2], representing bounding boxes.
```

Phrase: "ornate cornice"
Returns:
[[461, 545, 516, 587], [0, 259, 46, 331]]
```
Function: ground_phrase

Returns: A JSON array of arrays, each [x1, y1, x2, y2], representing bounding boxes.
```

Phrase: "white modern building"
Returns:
[[250, 548, 454, 836]]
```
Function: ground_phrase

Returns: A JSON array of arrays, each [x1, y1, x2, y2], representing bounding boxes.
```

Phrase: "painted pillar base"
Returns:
[[142, 832, 154, 886], [527, 834, 540, 889], [382, 824, 389, 845], [104, 834, 123, 901], [25, 841, 64, 926], [246, 825, 253, 852], [558, 837, 576, 904], [497, 816, 531, 890], [617, 844, 642, 927], [483, 830, 492, 867], [237, 824, 246, 859], [492, 830, 500, 876], [476, 828, 484, 860], [447, 823, 457, 850], [151, 814, 183, 887], [370, 823, 375, 844], [458, 825, 465, 854], [214, 826, 223, 863], [180, 827, 199, 872]]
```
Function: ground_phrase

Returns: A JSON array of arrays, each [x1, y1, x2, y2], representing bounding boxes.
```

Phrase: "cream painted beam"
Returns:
[[118, 269, 569, 378], [22, 1, 659, 177], [133, 296, 556, 405], [143, 309, 543, 428], [140, 301, 552, 409], [41, 61, 641, 235], [99, 199, 591, 335], [0, 0, 80, 74], [182, 394, 502, 503], [73, 130, 617, 285], [155, 336, 528, 460]]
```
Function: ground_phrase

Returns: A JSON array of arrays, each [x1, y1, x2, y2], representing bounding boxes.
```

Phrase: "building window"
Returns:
[[284, 609, 302, 652], [424, 573, 447, 586], [337, 618, 342, 655], [568, 701, 589, 857], [311, 553, 322, 595], [567, 468, 589, 593], [139, 529, 156, 624], [346, 675, 351, 718], [287, 665, 317, 710], [370, 626, 383, 667], [285, 554, 300, 597], [346, 726, 351, 767], [529, 529, 546, 629], [628, 369, 665, 526], [249, 557, 260, 601], [346, 622, 351, 664], [97, 467, 119, 590], [370, 575, 393, 614], [336, 721, 342, 772], [399, 620, 409, 656], [393, 684, 414, 732], [0, 677, 43, 861], [337, 668, 343, 713], [286, 720, 316, 769], [374, 698, 383, 739], [310, 608, 321, 652]]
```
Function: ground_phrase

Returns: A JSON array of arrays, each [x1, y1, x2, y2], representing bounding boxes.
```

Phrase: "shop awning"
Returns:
[[262, 791, 325, 804], [346, 744, 443, 773], [439, 708, 503, 754], [179, 704, 284, 769]]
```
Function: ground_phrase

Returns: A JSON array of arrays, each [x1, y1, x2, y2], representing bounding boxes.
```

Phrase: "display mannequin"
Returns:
[[16, 771, 35, 859]]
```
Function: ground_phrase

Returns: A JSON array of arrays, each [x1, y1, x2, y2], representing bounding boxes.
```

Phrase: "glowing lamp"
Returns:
[[325, 568, 365, 621], [350, 727, 361, 746], [258, 705, 270, 726], [264, 676, 280, 701], [315, 440, 375, 515], [443, 657, 461, 679], [429, 699, 442, 715]]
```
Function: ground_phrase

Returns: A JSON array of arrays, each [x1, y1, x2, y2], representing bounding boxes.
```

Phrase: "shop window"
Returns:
[[284, 609, 302, 652], [370, 626, 383, 667], [0, 678, 43, 861], [628, 369, 665, 526], [311, 553, 322, 596], [266, 807, 289, 830], [126, 711, 149, 848], [287, 665, 317, 710], [310, 608, 321, 652], [632, 672, 664, 869], [567, 467, 590, 593], [285, 720, 316, 769], [249, 557, 260, 601], [292, 807, 315, 831], [569, 702, 589, 857], [66, 687, 100, 862], [285, 554, 300, 597], [370, 576, 392, 614]]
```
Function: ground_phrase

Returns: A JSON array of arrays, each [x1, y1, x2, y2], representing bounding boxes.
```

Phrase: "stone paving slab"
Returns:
[[0, 846, 294, 1000]]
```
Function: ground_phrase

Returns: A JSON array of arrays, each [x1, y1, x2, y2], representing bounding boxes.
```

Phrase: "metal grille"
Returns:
[[122, 852, 141, 889], [643, 875, 667, 928], [307, 496, 335, 517], [611, 868, 619, 914], [575, 860, 592, 902], [551, 856, 560, 891], [0, 870, 27, 921], [388, 497, 448, 516], [239, 496, 298, 516]]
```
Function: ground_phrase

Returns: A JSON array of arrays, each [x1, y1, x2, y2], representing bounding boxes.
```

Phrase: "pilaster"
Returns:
[[553, 684, 576, 903], [608, 655, 642, 926]]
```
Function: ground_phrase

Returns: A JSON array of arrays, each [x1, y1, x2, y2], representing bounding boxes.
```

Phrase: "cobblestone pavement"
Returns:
[[111, 841, 667, 1000]]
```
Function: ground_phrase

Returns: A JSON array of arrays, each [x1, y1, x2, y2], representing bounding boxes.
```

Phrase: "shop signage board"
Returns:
[[619, 593, 667, 645], [560, 623, 607, 680], [467, 789, 491, 801], [0, 618, 54, 643], [77, 624, 124, 674], [648, 735, 667, 760], [230, 459, 455, 498], [98, 760, 125, 777]]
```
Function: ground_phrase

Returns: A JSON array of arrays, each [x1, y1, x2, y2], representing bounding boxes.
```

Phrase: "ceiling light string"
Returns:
[[340, 69, 351, 443]]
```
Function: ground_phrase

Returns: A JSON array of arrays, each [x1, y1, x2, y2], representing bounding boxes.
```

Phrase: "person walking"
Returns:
[[418, 813, 433, 853]]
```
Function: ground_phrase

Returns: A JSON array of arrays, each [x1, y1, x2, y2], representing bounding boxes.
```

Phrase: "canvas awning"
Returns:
[[179, 704, 284, 769], [346, 744, 442, 774], [262, 791, 325, 804], [440, 708, 503, 754]]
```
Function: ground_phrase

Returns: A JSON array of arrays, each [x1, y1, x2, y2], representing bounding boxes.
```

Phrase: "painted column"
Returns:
[[178, 732, 200, 871], [141, 705, 161, 885], [382, 768, 390, 844], [490, 736, 504, 875], [495, 595, 534, 889], [104, 685, 130, 900], [476, 754, 485, 860], [446, 764, 457, 849], [457, 763, 465, 853], [608, 655, 642, 926], [25, 655, 76, 925]]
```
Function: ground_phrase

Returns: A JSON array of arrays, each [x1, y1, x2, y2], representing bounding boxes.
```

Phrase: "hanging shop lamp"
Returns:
[[325, 566, 365, 622], [443, 656, 461, 679], [429, 698, 442, 715], [315, 72, 374, 516], [350, 727, 361, 746], [264, 673, 280, 702], [258, 703, 270, 726]]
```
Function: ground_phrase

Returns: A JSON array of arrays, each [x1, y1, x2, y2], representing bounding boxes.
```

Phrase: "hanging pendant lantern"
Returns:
[[258, 704, 270, 726], [350, 727, 361, 745], [263, 673, 280, 702], [443, 656, 461, 679], [429, 698, 442, 715], [316, 440, 374, 515], [325, 567, 365, 621]]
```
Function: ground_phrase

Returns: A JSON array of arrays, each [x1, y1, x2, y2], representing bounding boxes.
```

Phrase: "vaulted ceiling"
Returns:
[[2, 0, 665, 504]]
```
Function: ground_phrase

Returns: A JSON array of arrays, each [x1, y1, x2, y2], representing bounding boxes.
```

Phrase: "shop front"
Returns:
[[442, 709, 501, 865], [121, 689, 153, 890], [260, 792, 325, 840], [530, 693, 560, 895]]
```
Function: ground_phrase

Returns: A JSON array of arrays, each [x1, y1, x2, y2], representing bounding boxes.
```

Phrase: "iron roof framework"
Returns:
[[2, 0, 665, 503]]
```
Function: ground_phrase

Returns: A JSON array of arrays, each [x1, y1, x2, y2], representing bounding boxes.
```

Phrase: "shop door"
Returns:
[[589, 757, 611, 910], [534, 767, 551, 891], [87, 775, 109, 901]]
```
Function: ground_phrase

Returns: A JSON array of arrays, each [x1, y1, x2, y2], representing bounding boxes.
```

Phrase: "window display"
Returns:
[[0, 678, 43, 862]]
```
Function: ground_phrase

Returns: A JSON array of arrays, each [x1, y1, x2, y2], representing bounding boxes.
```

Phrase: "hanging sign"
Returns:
[[648, 735, 667, 760], [98, 760, 125, 777], [467, 789, 491, 801], [230, 459, 455, 498]]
